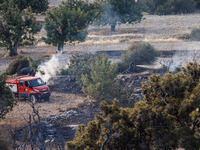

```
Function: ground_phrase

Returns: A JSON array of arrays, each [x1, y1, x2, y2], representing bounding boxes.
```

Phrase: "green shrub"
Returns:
[[6, 55, 39, 75], [67, 53, 95, 86], [194, 0, 200, 9], [68, 53, 135, 104], [188, 28, 200, 41], [156, 0, 195, 15], [0, 74, 16, 118], [108, 80, 136, 107], [81, 53, 118, 101], [143, 0, 195, 14], [118, 42, 158, 73]]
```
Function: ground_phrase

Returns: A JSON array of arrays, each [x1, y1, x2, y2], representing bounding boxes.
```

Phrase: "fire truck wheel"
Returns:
[[30, 95, 37, 104]]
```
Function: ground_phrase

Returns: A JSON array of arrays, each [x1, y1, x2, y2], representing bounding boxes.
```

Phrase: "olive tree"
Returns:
[[44, 0, 96, 53], [95, 0, 143, 32], [0, 0, 45, 56]]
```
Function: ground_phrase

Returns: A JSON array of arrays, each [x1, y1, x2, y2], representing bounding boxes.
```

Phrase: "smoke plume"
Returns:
[[35, 53, 69, 83]]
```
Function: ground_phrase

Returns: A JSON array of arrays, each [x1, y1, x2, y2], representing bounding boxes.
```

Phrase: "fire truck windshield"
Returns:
[[29, 78, 45, 87]]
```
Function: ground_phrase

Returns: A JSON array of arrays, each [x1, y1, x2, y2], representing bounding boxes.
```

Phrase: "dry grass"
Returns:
[[34, 13, 200, 47], [42, 50, 57, 58]]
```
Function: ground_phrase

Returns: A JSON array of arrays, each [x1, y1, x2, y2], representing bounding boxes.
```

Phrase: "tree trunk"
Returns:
[[111, 24, 116, 32], [9, 42, 18, 56], [58, 44, 64, 54], [13, 42, 18, 56]]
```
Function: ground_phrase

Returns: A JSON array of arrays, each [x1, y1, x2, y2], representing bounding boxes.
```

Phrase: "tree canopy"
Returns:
[[0, 74, 16, 119], [67, 62, 200, 150], [0, 0, 48, 13], [94, 0, 143, 32], [0, 0, 45, 56], [44, 0, 96, 52]]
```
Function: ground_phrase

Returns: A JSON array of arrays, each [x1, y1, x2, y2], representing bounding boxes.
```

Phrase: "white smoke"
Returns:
[[159, 50, 200, 72], [35, 53, 69, 83]]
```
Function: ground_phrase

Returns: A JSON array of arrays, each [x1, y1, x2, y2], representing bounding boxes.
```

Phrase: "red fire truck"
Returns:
[[6, 75, 51, 103]]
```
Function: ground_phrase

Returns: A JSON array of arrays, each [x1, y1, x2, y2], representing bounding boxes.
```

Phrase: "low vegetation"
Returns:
[[81, 53, 118, 100], [67, 53, 95, 86], [6, 55, 40, 75], [181, 28, 200, 41], [118, 41, 158, 73], [143, 0, 196, 15], [67, 62, 200, 150], [0, 74, 16, 119]]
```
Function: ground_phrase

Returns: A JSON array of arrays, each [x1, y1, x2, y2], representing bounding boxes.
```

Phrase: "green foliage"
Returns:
[[141, 62, 200, 149], [44, 0, 96, 52], [0, 0, 41, 56], [15, 0, 48, 13], [6, 55, 39, 75], [95, 0, 143, 32], [118, 41, 158, 73], [67, 53, 134, 104], [68, 62, 200, 149], [144, 0, 195, 14], [107, 80, 135, 107], [182, 28, 200, 41], [81, 53, 118, 100], [0, 0, 48, 13], [68, 53, 94, 86], [0, 74, 16, 119], [194, 0, 200, 9]]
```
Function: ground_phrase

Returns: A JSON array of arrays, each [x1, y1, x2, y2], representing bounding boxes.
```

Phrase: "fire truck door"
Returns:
[[19, 80, 29, 98]]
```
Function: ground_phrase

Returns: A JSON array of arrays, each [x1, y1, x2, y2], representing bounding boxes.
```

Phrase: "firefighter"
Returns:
[[129, 60, 135, 73]]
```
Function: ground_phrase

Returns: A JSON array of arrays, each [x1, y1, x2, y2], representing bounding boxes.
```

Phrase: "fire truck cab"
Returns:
[[6, 75, 51, 103]]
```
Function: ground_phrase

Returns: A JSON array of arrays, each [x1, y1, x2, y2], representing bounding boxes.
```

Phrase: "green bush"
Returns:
[[118, 42, 158, 73], [143, 0, 195, 14], [81, 53, 118, 101], [67, 53, 95, 86], [0, 74, 16, 118], [107, 80, 136, 107], [156, 0, 195, 14], [6, 55, 39, 75], [185, 28, 200, 41], [194, 0, 200, 9], [67, 53, 135, 104]]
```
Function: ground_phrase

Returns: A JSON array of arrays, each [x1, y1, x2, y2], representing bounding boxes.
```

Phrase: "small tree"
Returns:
[[67, 53, 95, 86], [44, 0, 96, 53], [0, 0, 41, 56], [94, 0, 143, 32], [81, 53, 118, 100], [0, 74, 16, 119]]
